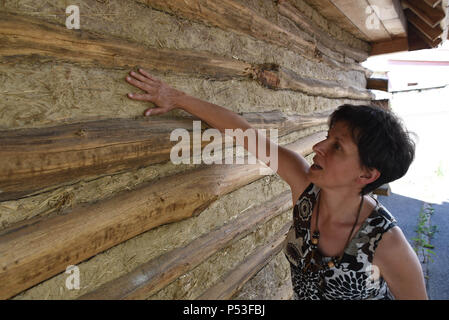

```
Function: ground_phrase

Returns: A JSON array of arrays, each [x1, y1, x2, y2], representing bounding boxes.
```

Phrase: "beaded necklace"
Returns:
[[304, 191, 364, 291]]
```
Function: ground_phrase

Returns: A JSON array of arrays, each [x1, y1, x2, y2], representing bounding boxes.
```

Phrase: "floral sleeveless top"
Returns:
[[283, 183, 397, 300]]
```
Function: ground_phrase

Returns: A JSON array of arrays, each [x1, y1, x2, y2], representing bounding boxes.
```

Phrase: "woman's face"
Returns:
[[307, 121, 368, 192]]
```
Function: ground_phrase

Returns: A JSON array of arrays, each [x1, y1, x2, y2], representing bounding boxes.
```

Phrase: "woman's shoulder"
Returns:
[[355, 198, 399, 255], [368, 199, 398, 231], [293, 182, 320, 205]]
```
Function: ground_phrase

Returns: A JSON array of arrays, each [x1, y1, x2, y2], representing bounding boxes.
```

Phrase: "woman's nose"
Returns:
[[312, 140, 326, 157]]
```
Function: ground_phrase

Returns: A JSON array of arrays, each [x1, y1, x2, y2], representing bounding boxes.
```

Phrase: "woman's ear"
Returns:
[[358, 167, 380, 185]]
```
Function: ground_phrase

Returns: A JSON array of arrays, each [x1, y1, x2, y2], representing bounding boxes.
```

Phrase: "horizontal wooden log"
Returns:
[[0, 111, 327, 201], [79, 190, 292, 299], [253, 64, 374, 100], [0, 12, 366, 116], [277, 0, 368, 62], [0, 131, 326, 299], [139, 0, 316, 57], [0, 12, 252, 80], [139, 0, 368, 73], [405, 9, 443, 41], [370, 37, 409, 56], [198, 222, 291, 300], [402, 0, 445, 28], [367, 78, 389, 92], [0, 12, 370, 88]]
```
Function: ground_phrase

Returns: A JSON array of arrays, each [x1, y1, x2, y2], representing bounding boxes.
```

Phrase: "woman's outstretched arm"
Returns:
[[125, 68, 311, 203]]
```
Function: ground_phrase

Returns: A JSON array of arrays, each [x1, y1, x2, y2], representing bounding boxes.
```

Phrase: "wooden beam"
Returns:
[[392, 0, 408, 35], [405, 9, 443, 41], [197, 222, 291, 300], [367, 78, 389, 91], [420, 32, 442, 47], [370, 37, 409, 55], [302, 0, 370, 41], [408, 22, 442, 48], [407, 22, 433, 50], [328, 0, 391, 41], [79, 191, 292, 299], [0, 112, 327, 202], [367, 0, 407, 37], [402, 0, 445, 28], [0, 131, 326, 299], [254, 64, 374, 100], [277, 0, 368, 62], [0, 12, 252, 80], [424, 0, 442, 8]]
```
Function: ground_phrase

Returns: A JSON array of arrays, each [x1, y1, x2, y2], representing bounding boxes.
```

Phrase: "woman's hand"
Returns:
[[125, 68, 185, 116]]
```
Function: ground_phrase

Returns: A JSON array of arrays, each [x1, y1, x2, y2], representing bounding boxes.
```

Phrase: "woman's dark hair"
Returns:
[[329, 104, 416, 195]]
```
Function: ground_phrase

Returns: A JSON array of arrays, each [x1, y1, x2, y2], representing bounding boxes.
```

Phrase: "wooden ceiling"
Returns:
[[302, 0, 448, 56]]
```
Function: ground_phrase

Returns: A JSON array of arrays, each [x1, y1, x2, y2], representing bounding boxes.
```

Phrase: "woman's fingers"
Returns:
[[144, 107, 166, 116], [138, 68, 158, 81], [125, 69, 176, 117], [126, 75, 151, 92], [129, 70, 153, 85], [127, 92, 152, 101]]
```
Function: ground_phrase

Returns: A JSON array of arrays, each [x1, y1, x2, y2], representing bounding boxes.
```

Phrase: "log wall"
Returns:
[[0, 0, 372, 299]]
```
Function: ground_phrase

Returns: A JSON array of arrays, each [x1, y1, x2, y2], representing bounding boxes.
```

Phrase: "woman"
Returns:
[[125, 68, 428, 300]]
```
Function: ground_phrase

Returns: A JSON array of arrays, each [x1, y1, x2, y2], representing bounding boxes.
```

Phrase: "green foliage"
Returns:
[[413, 204, 438, 264]]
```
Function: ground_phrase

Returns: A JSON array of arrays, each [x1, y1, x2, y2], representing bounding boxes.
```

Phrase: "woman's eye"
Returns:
[[334, 143, 341, 150]]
